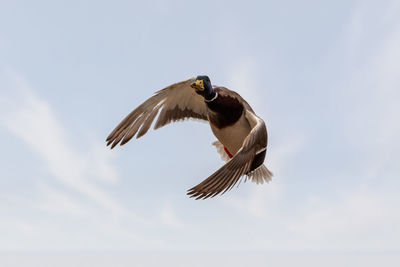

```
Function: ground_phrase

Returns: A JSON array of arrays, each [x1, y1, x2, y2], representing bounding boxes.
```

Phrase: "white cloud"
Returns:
[[0, 70, 125, 216], [342, 1, 400, 179], [223, 56, 273, 111], [159, 201, 184, 229], [0, 69, 191, 250], [288, 188, 400, 250], [36, 182, 87, 216], [217, 1, 400, 251], [220, 183, 282, 220], [283, 1, 400, 250], [1, 1, 400, 252]]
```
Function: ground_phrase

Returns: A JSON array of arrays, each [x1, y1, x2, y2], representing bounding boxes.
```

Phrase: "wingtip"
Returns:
[[187, 188, 214, 200], [187, 189, 199, 199], [119, 139, 128, 146], [136, 132, 145, 139], [106, 139, 114, 148], [110, 141, 119, 149]]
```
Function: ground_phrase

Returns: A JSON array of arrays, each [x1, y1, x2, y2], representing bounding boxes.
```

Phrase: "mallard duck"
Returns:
[[106, 76, 272, 199]]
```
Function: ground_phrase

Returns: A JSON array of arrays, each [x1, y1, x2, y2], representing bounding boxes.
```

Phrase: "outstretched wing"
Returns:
[[106, 78, 208, 148], [187, 111, 267, 200]]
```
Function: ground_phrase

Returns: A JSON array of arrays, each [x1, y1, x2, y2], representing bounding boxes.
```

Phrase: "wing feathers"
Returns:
[[155, 106, 206, 130], [187, 111, 268, 199], [106, 78, 208, 148], [120, 113, 147, 145], [136, 105, 162, 138]]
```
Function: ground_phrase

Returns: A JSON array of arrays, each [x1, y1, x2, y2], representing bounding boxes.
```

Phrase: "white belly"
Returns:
[[209, 113, 251, 155]]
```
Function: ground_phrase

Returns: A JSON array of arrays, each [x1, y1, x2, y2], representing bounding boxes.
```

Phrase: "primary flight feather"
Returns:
[[106, 75, 272, 199]]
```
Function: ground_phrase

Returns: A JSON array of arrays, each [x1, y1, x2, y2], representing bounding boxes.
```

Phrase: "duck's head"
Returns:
[[190, 75, 216, 101]]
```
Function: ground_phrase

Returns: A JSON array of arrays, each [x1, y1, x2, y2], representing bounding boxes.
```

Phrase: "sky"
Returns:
[[0, 0, 400, 266]]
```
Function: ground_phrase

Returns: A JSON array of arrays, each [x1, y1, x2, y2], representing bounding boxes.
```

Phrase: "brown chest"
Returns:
[[206, 94, 244, 128]]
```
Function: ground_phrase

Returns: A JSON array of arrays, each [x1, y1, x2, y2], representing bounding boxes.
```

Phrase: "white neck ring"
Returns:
[[205, 92, 218, 102]]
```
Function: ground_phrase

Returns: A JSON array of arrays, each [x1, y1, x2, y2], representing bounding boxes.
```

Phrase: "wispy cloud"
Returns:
[[285, 1, 400, 250], [36, 182, 88, 217], [0, 70, 125, 216], [0, 69, 196, 250], [159, 201, 184, 229], [1, 0, 400, 253], [216, 1, 400, 251], [342, 1, 400, 179], [224, 58, 259, 101], [288, 187, 400, 250]]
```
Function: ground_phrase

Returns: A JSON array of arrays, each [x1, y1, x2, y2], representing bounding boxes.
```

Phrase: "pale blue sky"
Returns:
[[0, 0, 399, 266]]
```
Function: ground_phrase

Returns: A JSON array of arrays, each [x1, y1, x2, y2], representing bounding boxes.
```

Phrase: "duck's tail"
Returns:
[[246, 164, 273, 184], [213, 140, 273, 184]]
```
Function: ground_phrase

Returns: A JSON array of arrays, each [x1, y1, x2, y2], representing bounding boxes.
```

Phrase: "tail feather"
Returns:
[[247, 164, 273, 184], [213, 141, 273, 184]]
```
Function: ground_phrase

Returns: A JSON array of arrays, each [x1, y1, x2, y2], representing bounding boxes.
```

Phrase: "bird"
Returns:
[[106, 75, 272, 199]]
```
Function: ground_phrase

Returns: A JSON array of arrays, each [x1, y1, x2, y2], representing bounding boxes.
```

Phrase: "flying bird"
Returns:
[[106, 76, 272, 199]]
